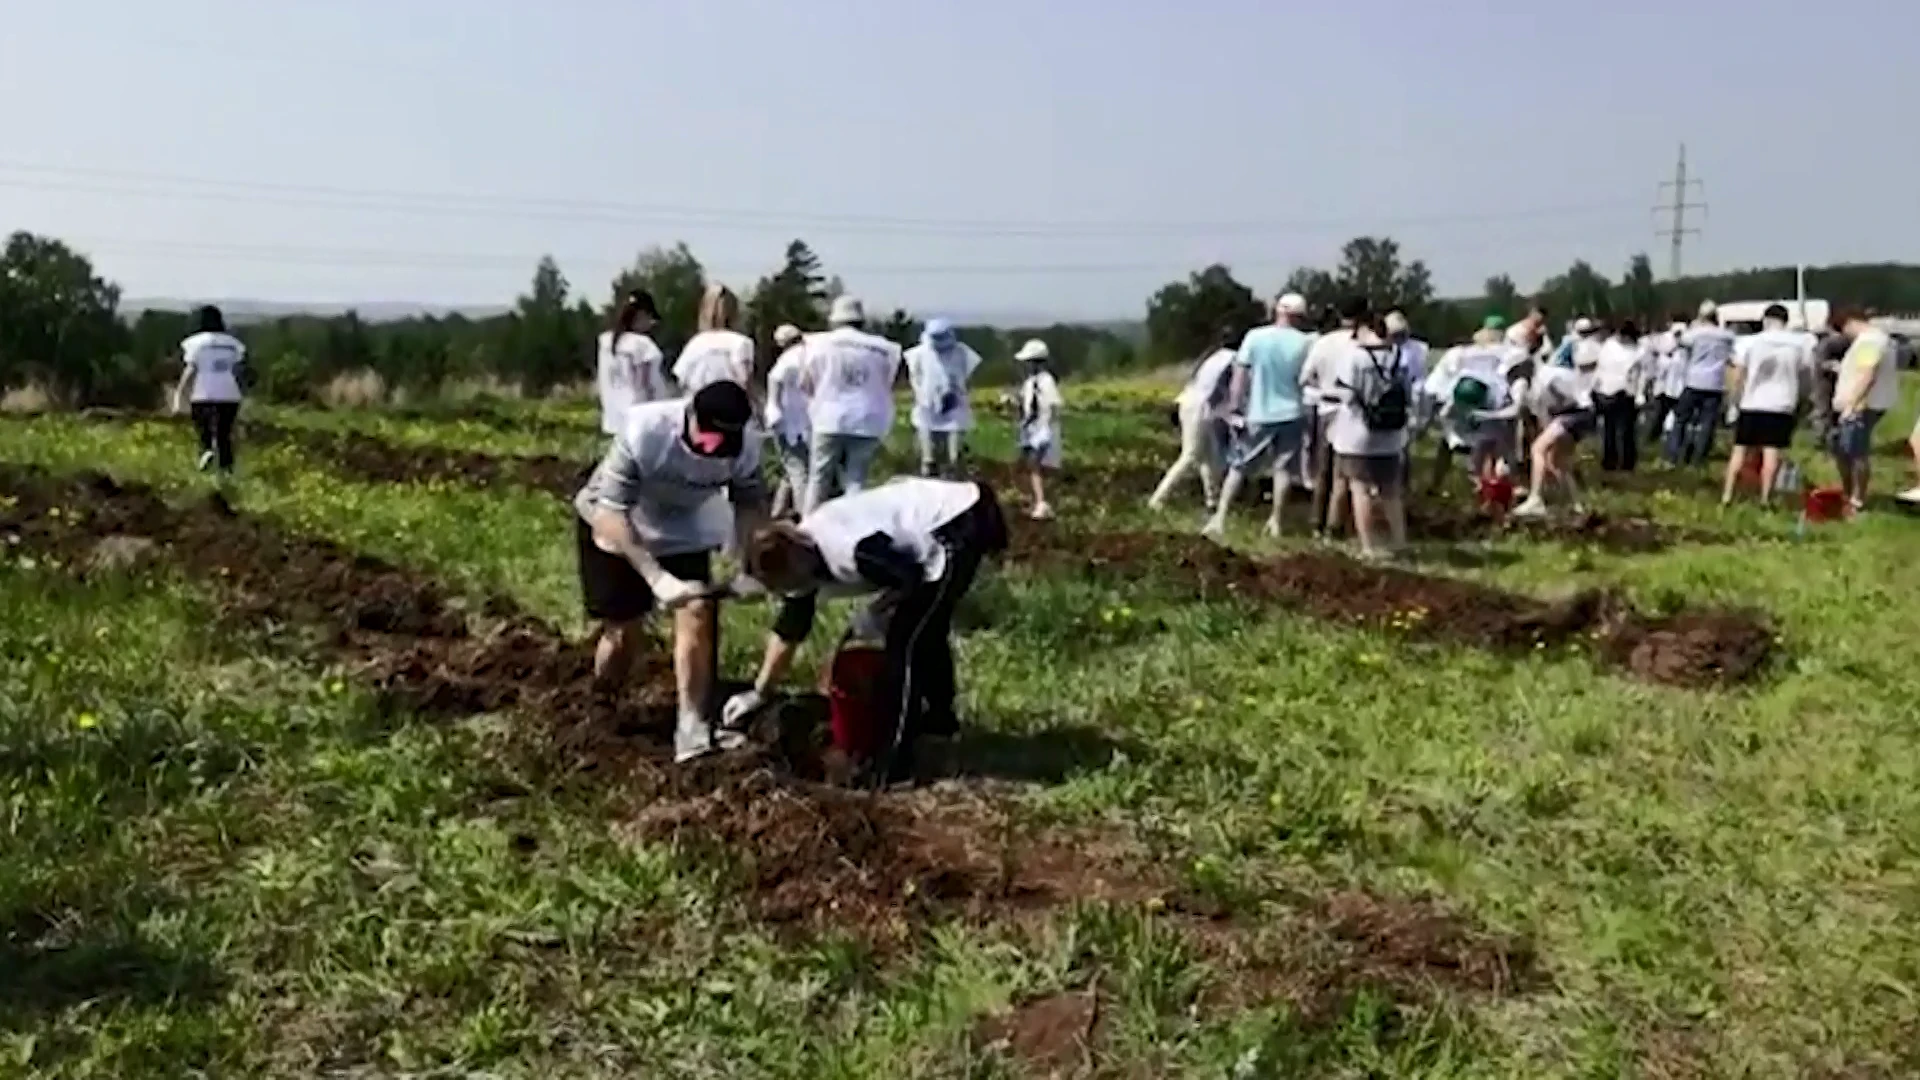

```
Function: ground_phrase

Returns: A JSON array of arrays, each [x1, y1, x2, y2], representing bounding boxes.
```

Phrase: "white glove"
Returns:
[[651, 575, 708, 611], [722, 689, 764, 728]]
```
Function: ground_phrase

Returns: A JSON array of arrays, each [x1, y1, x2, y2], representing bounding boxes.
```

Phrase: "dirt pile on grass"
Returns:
[[251, 423, 580, 495], [1007, 527, 1772, 687], [1409, 504, 1717, 553]]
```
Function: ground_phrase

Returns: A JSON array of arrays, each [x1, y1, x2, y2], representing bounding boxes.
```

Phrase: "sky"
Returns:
[[2, 0, 1915, 322]]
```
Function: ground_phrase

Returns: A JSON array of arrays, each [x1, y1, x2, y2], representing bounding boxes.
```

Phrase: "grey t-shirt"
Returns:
[[575, 399, 766, 557]]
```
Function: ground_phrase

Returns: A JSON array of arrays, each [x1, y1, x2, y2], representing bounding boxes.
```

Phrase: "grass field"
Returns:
[[2, 381, 1919, 1078]]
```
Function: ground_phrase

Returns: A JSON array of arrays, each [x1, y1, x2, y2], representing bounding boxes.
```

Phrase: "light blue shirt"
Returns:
[[1681, 325, 1737, 392], [1236, 324, 1312, 424]]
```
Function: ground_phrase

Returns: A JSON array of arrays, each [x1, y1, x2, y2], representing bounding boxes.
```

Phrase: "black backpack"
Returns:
[[1353, 344, 1409, 432]]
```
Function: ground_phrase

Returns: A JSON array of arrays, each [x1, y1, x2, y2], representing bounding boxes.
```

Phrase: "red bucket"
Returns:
[[1477, 476, 1516, 516], [1804, 486, 1848, 524], [825, 645, 888, 760], [1738, 453, 1763, 490]]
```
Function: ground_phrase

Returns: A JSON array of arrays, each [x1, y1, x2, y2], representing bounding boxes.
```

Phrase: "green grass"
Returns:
[[2, 381, 1919, 1076]]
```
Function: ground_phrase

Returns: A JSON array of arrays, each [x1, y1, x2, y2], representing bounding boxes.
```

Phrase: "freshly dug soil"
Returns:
[[1006, 526, 1773, 687], [249, 423, 581, 496], [1408, 504, 1719, 554]]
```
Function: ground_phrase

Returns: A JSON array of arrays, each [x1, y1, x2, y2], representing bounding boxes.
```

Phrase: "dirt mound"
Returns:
[[250, 423, 580, 496], [973, 991, 1101, 1076], [1007, 526, 1772, 687], [1409, 504, 1711, 553]]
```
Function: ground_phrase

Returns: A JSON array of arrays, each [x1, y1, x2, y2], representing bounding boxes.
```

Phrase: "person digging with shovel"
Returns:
[[722, 477, 1008, 787], [575, 381, 770, 763]]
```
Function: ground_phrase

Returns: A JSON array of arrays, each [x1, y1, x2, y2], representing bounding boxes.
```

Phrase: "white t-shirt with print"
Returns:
[[1734, 329, 1813, 415], [801, 478, 983, 590], [801, 327, 903, 439], [1326, 340, 1414, 458], [675, 330, 755, 397], [763, 344, 810, 445], [574, 399, 765, 558], [1300, 329, 1353, 418], [181, 332, 246, 403], [597, 331, 667, 436], [904, 342, 984, 433], [1591, 339, 1644, 398]]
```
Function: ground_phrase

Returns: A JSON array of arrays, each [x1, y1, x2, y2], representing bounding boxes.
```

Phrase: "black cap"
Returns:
[[1338, 295, 1371, 323], [624, 289, 661, 320], [688, 380, 753, 457]]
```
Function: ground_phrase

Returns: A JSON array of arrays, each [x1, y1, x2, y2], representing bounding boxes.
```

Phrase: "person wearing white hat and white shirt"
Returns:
[[1642, 318, 1689, 447], [905, 318, 983, 478], [800, 296, 903, 514], [1590, 319, 1646, 473], [574, 381, 769, 763], [1014, 339, 1063, 520], [1300, 296, 1368, 537], [764, 323, 810, 518], [1202, 293, 1314, 539], [596, 289, 668, 438], [1721, 304, 1813, 507], [1664, 300, 1737, 465], [674, 285, 756, 398], [1148, 327, 1238, 512], [1508, 347, 1599, 519]]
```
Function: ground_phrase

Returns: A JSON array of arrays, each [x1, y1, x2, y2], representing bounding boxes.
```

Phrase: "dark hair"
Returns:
[[1616, 320, 1641, 343], [691, 379, 753, 429], [1670, 310, 1693, 326], [1216, 325, 1239, 348], [1338, 296, 1371, 324], [1763, 304, 1790, 324], [608, 290, 660, 338], [196, 305, 226, 334]]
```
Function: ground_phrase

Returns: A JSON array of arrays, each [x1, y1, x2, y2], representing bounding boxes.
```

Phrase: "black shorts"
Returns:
[[1549, 409, 1597, 442], [574, 515, 711, 622], [1734, 410, 1795, 449]]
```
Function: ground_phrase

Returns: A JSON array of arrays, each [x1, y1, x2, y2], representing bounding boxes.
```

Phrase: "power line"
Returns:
[[1654, 143, 1707, 279], [0, 159, 1649, 240]]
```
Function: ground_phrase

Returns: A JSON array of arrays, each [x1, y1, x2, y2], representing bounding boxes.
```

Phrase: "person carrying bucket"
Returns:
[[723, 478, 1008, 787]]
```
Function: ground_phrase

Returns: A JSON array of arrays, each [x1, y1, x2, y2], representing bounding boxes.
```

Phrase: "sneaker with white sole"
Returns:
[[674, 714, 747, 764], [1898, 486, 1920, 504], [196, 451, 215, 472], [1200, 519, 1227, 543], [1510, 497, 1548, 520], [1030, 503, 1055, 522], [1262, 518, 1282, 539]]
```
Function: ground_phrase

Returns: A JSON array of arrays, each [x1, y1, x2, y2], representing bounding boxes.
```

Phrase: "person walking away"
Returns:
[[1385, 311, 1430, 490], [1323, 313, 1414, 559], [905, 318, 983, 478], [1593, 321, 1646, 472], [171, 305, 246, 476], [1301, 297, 1367, 538], [675, 285, 756, 397], [1510, 353, 1598, 518], [1148, 329, 1237, 511], [575, 382, 770, 763], [1664, 301, 1736, 465], [764, 324, 810, 518], [1829, 310, 1900, 512], [1014, 340, 1063, 520], [1721, 305, 1812, 507], [800, 297, 903, 513], [725, 477, 1008, 786], [598, 290, 667, 438], [1203, 293, 1313, 539]]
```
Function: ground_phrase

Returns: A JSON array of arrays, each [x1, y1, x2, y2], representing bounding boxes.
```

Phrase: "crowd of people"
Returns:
[[1151, 294, 1920, 556]]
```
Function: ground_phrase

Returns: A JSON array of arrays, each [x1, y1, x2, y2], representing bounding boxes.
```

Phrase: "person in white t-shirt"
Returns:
[[1591, 320, 1647, 473], [574, 382, 770, 763], [1509, 353, 1598, 519], [1014, 339, 1064, 521], [1423, 316, 1519, 493], [1300, 297, 1367, 537], [904, 318, 983, 478], [675, 285, 756, 398], [1721, 305, 1812, 507], [1322, 313, 1415, 559], [725, 478, 1008, 786], [597, 290, 667, 437], [171, 305, 247, 475], [763, 324, 810, 518], [1642, 318, 1690, 447], [1148, 328, 1237, 512], [1829, 309, 1902, 510], [800, 296, 903, 514]]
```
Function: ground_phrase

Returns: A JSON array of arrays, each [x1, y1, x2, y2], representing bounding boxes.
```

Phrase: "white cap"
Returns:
[[773, 324, 802, 348], [1573, 317, 1597, 335], [1384, 311, 1410, 334], [1277, 293, 1308, 317], [1014, 339, 1050, 363], [1697, 299, 1718, 320], [828, 296, 865, 326]]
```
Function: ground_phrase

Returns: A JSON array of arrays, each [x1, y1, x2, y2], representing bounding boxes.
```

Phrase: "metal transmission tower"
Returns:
[[1654, 144, 1707, 279]]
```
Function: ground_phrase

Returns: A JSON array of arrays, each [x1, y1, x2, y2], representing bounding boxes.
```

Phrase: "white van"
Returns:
[[1714, 299, 1830, 336]]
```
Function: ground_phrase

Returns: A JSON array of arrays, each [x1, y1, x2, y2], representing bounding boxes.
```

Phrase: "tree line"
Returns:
[[3, 224, 1917, 409]]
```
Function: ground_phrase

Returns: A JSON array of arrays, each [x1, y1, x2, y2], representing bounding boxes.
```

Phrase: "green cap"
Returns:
[[1481, 314, 1508, 332]]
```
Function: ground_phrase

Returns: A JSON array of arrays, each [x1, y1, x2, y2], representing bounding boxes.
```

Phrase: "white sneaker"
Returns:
[[1262, 518, 1282, 539], [674, 714, 747, 764], [196, 451, 215, 472], [1146, 495, 1166, 512], [1897, 486, 1920, 504], [1030, 503, 1055, 522], [1510, 497, 1548, 520], [1200, 519, 1227, 543]]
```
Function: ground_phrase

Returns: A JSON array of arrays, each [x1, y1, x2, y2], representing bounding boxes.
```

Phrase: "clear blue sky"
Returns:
[[3, 0, 1913, 321]]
